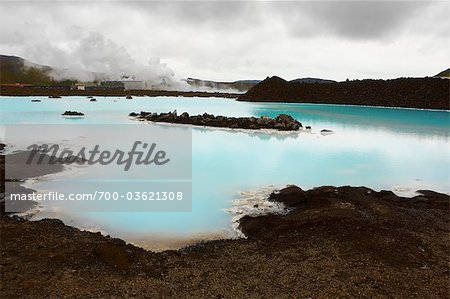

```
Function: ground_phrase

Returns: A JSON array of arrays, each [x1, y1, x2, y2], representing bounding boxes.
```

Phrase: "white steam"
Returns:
[[23, 31, 189, 90]]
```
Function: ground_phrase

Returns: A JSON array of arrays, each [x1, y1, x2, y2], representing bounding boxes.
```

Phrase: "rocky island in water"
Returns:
[[129, 111, 303, 131]]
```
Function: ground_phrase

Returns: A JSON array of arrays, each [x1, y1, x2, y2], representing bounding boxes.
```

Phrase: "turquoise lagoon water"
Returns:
[[1, 96, 449, 249]]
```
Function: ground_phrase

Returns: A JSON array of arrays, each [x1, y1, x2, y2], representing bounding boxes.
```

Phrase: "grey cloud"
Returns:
[[121, 1, 264, 31], [0, 1, 448, 82], [268, 1, 432, 40], [122, 1, 434, 40], [1, 1, 442, 40]]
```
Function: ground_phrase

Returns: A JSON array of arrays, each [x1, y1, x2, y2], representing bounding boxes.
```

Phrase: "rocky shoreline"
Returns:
[[130, 111, 303, 131], [0, 151, 88, 214], [0, 86, 240, 99], [1, 184, 448, 297]]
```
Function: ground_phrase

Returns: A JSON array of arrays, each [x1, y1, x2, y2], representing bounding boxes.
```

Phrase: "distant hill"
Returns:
[[238, 76, 449, 110], [0, 55, 259, 91], [290, 77, 336, 84], [233, 80, 261, 84], [186, 78, 261, 92], [0, 55, 107, 85], [185, 77, 336, 92], [0, 55, 54, 84], [434, 68, 450, 78]]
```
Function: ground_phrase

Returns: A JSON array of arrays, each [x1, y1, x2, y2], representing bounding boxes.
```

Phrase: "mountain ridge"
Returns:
[[0, 55, 54, 84], [434, 68, 450, 78], [238, 75, 449, 110]]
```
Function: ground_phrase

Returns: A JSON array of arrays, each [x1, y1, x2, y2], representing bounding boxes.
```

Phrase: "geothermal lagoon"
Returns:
[[1, 96, 449, 250]]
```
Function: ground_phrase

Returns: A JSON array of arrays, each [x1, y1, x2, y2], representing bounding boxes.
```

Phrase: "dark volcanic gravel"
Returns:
[[1, 185, 449, 298]]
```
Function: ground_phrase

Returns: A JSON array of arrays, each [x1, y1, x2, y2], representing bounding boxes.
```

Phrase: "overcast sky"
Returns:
[[0, 0, 449, 82]]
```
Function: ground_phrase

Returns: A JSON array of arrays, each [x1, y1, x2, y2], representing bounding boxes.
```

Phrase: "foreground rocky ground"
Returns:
[[1, 185, 448, 298]]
